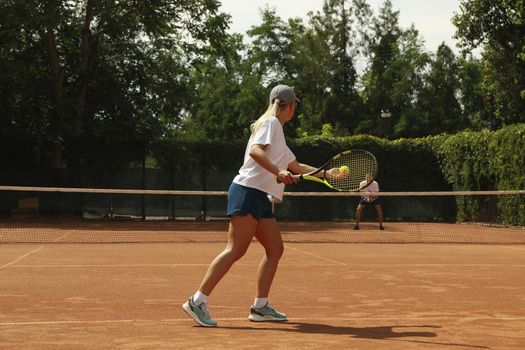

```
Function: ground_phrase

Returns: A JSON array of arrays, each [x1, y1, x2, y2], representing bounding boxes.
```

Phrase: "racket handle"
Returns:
[[276, 174, 303, 184]]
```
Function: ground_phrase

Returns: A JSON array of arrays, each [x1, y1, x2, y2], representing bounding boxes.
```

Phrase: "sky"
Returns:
[[219, 0, 461, 53]]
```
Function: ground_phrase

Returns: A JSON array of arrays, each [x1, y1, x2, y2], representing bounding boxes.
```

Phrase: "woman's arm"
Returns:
[[288, 160, 344, 179], [249, 144, 297, 184], [287, 160, 317, 175]]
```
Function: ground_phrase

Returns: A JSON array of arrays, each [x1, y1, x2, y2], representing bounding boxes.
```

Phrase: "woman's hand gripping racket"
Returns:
[[283, 149, 378, 191]]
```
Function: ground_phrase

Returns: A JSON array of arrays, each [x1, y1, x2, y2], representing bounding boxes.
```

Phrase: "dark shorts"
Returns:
[[359, 197, 382, 206], [227, 182, 274, 219]]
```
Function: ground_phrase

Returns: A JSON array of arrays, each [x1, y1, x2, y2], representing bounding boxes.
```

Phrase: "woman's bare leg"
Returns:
[[253, 218, 284, 298], [198, 215, 257, 295]]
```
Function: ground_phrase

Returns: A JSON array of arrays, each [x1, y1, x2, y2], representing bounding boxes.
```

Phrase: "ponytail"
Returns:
[[250, 99, 281, 136]]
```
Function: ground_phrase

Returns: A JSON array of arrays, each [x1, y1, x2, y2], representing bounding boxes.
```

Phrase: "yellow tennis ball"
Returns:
[[339, 165, 349, 173]]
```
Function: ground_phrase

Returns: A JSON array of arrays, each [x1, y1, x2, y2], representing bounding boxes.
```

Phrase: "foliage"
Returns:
[[321, 123, 335, 138], [435, 125, 525, 224], [488, 124, 525, 224], [360, 1, 430, 138], [415, 44, 464, 136], [305, 0, 368, 134], [457, 56, 494, 130], [436, 130, 493, 220], [453, 0, 525, 126], [0, 0, 230, 168], [1, 0, 524, 225]]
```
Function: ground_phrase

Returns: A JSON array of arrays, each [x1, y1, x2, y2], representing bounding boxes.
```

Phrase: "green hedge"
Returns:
[[489, 125, 525, 224], [146, 124, 524, 224], [432, 124, 525, 224], [86, 124, 524, 197], [3, 124, 523, 224]]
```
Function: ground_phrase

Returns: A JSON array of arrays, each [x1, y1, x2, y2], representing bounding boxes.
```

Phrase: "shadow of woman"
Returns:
[[219, 322, 488, 348], [284, 322, 438, 339]]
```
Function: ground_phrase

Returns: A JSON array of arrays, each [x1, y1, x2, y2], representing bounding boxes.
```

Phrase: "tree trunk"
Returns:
[[42, 0, 95, 168], [43, 0, 65, 168], [75, 0, 94, 136]]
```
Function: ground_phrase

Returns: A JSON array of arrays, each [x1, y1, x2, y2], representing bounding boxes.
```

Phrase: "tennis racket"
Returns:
[[286, 149, 378, 191]]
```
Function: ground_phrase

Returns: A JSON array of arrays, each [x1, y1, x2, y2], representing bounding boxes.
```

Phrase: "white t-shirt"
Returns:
[[233, 116, 296, 203], [359, 180, 379, 202]]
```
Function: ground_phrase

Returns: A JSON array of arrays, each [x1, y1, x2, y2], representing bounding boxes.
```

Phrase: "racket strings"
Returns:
[[327, 151, 377, 191]]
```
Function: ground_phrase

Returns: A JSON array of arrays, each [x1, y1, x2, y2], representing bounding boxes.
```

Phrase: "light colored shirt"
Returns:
[[233, 116, 296, 203], [359, 180, 379, 202]]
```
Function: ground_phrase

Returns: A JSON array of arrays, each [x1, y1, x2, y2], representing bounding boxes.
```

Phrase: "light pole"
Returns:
[[380, 109, 392, 139]]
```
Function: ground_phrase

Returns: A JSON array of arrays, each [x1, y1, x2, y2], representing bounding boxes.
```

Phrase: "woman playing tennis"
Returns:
[[182, 84, 336, 327]]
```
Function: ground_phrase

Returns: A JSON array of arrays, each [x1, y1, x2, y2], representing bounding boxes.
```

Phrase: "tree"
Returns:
[[0, 0, 230, 168], [388, 26, 429, 138], [303, 0, 369, 135], [457, 56, 494, 130], [286, 17, 334, 137], [361, 1, 429, 138], [245, 6, 296, 84], [453, 0, 525, 126], [182, 7, 298, 141], [360, 0, 402, 136], [182, 33, 265, 141], [415, 43, 464, 136], [0, 1, 59, 166]]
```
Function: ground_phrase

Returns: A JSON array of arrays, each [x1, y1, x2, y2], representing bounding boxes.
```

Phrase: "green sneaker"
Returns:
[[248, 303, 287, 322], [182, 297, 217, 327]]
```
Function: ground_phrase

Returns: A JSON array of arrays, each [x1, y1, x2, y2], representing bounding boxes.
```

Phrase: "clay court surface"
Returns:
[[2, 235, 525, 349]]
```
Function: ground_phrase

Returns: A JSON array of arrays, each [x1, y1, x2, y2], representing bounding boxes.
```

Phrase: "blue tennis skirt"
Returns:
[[227, 182, 274, 219]]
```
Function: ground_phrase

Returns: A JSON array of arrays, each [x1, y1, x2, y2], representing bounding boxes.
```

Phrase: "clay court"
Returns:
[[1, 221, 525, 349]]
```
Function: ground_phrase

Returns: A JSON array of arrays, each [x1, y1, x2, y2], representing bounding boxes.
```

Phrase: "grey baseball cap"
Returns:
[[269, 84, 300, 106]]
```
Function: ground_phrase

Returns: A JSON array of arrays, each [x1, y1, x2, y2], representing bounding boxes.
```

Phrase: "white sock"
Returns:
[[192, 290, 208, 305], [254, 297, 268, 309]]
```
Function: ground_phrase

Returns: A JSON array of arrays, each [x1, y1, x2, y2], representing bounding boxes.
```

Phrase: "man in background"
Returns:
[[354, 174, 384, 230]]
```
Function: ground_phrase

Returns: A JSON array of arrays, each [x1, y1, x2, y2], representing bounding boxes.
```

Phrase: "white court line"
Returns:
[[370, 264, 525, 267], [9, 263, 525, 268], [54, 231, 73, 242], [10, 263, 345, 268], [285, 245, 347, 266], [10, 264, 212, 268], [2, 315, 525, 326], [0, 319, 136, 326], [501, 246, 525, 251], [0, 246, 45, 270]]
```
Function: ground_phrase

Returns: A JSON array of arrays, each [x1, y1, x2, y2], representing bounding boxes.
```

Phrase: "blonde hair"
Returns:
[[250, 99, 282, 136]]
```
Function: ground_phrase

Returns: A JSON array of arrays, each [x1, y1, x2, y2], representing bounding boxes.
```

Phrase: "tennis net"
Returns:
[[1, 186, 524, 244]]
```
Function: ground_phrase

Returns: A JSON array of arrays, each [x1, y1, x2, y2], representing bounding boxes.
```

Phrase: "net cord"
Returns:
[[1, 186, 524, 197]]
